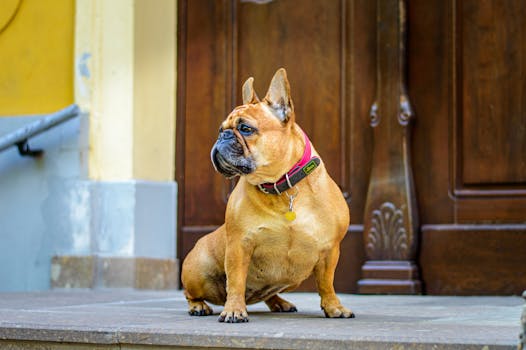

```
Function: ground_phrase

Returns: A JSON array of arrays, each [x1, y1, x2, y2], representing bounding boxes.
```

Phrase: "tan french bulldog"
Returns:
[[181, 68, 354, 323]]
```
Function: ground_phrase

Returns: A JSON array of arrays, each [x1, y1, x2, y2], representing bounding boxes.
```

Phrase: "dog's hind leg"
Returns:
[[186, 295, 214, 316], [181, 227, 228, 316], [265, 294, 298, 312], [183, 273, 226, 316]]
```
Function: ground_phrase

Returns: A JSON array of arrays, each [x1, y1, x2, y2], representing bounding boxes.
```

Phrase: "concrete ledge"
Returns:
[[0, 290, 522, 349], [51, 256, 179, 289]]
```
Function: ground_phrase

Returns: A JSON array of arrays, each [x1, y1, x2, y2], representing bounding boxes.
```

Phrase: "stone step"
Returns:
[[0, 290, 522, 349]]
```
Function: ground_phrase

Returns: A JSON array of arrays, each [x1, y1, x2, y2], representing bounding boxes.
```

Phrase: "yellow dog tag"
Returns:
[[285, 211, 296, 221], [285, 188, 299, 221]]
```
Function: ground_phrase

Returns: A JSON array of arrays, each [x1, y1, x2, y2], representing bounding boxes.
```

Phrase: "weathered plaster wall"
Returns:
[[0, 115, 177, 291], [0, 0, 80, 291], [0, 0, 178, 291], [75, 0, 176, 182], [0, 115, 87, 291]]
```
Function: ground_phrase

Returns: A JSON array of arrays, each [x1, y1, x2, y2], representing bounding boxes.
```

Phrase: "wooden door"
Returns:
[[177, 0, 526, 295], [176, 0, 375, 293]]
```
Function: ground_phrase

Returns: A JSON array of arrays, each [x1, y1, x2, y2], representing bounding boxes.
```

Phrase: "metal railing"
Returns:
[[0, 104, 80, 157]]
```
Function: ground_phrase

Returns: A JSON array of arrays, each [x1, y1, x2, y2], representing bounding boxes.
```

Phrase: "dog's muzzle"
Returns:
[[211, 131, 255, 178]]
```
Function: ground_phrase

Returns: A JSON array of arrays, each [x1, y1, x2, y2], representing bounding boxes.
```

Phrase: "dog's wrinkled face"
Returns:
[[210, 107, 258, 178], [211, 69, 294, 179]]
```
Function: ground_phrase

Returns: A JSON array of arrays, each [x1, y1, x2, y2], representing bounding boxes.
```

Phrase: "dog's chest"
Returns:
[[245, 218, 328, 287]]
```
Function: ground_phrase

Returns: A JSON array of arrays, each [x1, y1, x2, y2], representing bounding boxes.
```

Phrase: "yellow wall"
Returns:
[[75, 0, 135, 180], [0, 0, 74, 115], [133, 0, 176, 181]]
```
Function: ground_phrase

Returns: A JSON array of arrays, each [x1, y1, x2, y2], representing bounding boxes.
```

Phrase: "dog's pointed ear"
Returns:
[[264, 68, 294, 123], [242, 77, 260, 104]]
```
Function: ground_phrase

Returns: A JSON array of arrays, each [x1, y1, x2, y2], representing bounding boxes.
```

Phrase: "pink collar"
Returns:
[[257, 131, 320, 195]]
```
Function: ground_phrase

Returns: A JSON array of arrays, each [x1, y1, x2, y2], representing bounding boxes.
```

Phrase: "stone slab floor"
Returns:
[[0, 290, 523, 349]]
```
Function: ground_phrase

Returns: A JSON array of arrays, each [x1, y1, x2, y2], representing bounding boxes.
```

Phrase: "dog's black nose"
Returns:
[[220, 129, 235, 140]]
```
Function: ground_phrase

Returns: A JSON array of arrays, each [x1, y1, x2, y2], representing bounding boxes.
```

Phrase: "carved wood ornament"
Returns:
[[358, 0, 422, 294], [366, 202, 409, 260]]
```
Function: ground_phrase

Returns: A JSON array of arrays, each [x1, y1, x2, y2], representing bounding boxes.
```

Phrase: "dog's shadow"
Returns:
[[247, 310, 321, 319], [203, 309, 332, 320]]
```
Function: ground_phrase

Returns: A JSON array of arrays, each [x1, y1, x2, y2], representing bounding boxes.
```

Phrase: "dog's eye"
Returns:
[[238, 123, 255, 136]]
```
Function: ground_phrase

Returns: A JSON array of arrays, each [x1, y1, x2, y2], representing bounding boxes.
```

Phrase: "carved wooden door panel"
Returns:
[[357, 0, 526, 295], [408, 0, 526, 294]]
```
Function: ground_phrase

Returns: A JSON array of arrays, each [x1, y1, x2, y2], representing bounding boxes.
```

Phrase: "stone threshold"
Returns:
[[0, 290, 522, 350]]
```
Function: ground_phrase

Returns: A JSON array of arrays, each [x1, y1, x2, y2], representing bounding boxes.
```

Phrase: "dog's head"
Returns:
[[211, 68, 297, 182]]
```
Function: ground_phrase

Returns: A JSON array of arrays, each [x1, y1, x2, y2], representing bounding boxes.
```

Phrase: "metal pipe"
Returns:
[[0, 104, 80, 155]]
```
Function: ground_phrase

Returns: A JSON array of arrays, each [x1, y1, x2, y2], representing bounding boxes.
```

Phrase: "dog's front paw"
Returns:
[[218, 307, 249, 323], [322, 304, 355, 318]]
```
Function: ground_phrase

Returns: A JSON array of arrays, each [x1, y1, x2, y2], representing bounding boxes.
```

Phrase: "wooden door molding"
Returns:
[[421, 224, 526, 295], [358, 0, 422, 294], [176, 0, 237, 261]]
